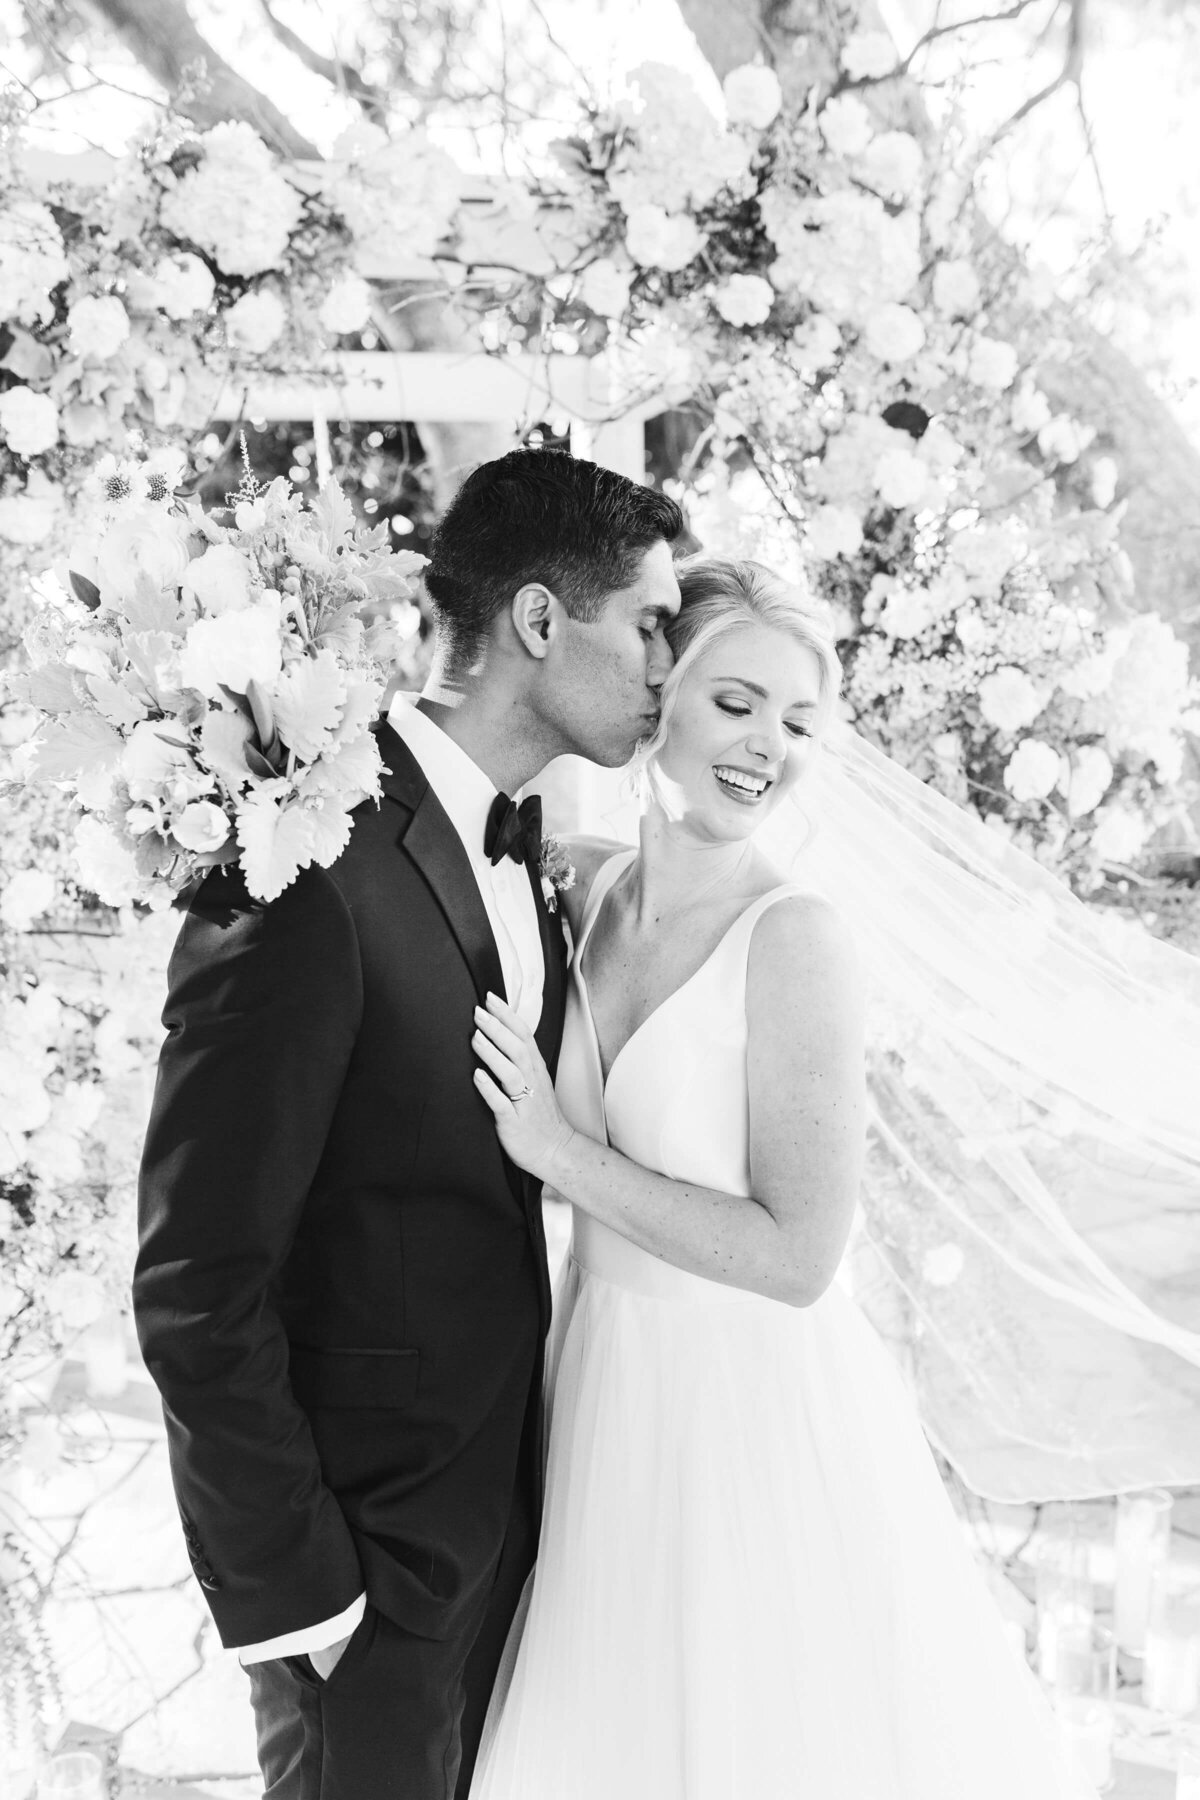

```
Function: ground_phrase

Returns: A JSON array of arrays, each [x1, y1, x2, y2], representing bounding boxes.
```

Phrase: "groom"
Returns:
[[133, 447, 682, 1799]]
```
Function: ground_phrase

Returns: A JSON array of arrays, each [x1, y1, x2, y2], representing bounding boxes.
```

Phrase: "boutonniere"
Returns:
[[538, 833, 576, 914]]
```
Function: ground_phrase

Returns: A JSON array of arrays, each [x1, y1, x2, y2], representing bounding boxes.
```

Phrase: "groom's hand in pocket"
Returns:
[[309, 1631, 354, 1681]]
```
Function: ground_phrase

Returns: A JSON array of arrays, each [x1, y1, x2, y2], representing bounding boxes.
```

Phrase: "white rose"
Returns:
[[806, 505, 863, 561], [863, 302, 925, 363], [978, 666, 1045, 733], [791, 314, 842, 369], [122, 720, 195, 803], [179, 597, 285, 698], [1002, 737, 1062, 802], [67, 294, 131, 360], [879, 585, 936, 639], [1090, 456, 1119, 509], [0, 473, 62, 545], [874, 444, 930, 510], [225, 288, 288, 355], [172, 800, 232, 853], [0, 868, 56, 931], [713, 273, 774, 327], [921, 1244, 964, 1287], [931, 259, 980, 318], [1065, 745, 1113, 817], [624, 205, 706, 272], [819, 94, 875, 159], [319, 272, 373, 336], [1010, 383, 1052, 435], [920, 420, 964, 472], [1090, 805, 1149, 865], [842, 30, 897, 80], [0, 386, 60, 458], [1037, 415, 1090, 466], [161, 120, 302, 277], [580, 257, 634, 319], [95, 507, 191, 604], [154, 252, 216, 319], [74, 816, 143, 907], [857, 130, 923, 203], [723, 63, 783, 130], [968, 335, 1019, 392], [183, 543, 256, 616], [0, 199, 70, 327]]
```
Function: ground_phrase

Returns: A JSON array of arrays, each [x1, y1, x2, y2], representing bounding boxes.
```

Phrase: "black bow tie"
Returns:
[[484, 791, 543, 868]]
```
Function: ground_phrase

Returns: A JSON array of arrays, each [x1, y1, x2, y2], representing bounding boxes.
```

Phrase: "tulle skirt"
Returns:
[[471, 1218, 1097, 1799]]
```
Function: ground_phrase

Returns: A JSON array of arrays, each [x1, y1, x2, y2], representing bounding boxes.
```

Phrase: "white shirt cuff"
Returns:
[[236, 1592, 367, 1665]]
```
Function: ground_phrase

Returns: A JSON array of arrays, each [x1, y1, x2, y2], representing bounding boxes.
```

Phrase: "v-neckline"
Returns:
[[575, 854, 789, 1101]]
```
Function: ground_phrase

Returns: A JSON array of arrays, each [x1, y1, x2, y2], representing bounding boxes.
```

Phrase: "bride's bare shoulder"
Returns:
[[559, 836, 632, 936]]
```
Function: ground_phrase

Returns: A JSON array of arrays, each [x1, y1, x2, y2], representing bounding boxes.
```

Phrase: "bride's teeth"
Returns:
[[714, 766, 769, 795]]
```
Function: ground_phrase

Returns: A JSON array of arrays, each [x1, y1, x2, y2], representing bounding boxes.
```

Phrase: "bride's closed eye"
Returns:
[[715, 697, 811, 738]]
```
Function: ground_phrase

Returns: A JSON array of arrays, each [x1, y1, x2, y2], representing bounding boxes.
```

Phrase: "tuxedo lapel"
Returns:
[[377, 724, 507, 1010]]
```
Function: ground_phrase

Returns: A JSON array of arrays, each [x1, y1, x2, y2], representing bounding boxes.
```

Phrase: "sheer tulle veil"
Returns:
[[554, 561, 1200, 1504]]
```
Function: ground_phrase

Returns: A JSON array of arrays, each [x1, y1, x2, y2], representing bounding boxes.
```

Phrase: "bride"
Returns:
[[466, 555, 1101, 1798]]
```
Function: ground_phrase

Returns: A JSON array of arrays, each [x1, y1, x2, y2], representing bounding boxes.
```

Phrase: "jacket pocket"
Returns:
[[288, 1346, 420, 1410]]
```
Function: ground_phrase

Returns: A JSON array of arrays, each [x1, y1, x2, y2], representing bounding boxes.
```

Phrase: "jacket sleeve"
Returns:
[[133, 865, 366, 1647]]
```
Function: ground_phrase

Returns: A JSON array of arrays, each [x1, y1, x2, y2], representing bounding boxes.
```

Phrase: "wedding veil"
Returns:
[[563, 720, 1200, 1504]]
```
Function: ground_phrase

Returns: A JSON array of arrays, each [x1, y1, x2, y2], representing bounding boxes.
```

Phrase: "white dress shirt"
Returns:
[[237, 695, 546, 1665]]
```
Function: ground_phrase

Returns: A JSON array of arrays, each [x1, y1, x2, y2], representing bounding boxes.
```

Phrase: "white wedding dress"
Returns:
[[471, 852, 1099, 1800]]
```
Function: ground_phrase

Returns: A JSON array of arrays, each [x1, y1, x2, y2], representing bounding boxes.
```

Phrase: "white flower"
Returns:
[[183, 543, 256, 615], [153, 252, 215, 319], [762, 187, 919, 324], [122, 720, 195, 803], [791, 313, 842, 369], [1090, 456, 1119, 509], [968, 335, 1019, 392], [820, 94, 875, 158], [0, 199, 69, 326], [919, 420, 964, 472], [723, 63, 783, 130], [857, 130, 923, 203], [1090, 805, 1149, 865], [879, 585, 937, 638], [0, 386, 60, 458], [1037, 415, 1091, 466], [611, 63, 752, 215], [328, 123, 462, 266], [1003, 738, 1062, 802], [74, 816, 143, 907], [179, 596, 285, 698], [807, 504, 863, 561], [319, 272, 373, 336], [0, 472, 62, 545], [161, 121, 302, 277], [921, 1243, 964, 1287], [1010, 383, 1052, 435], [1090, 614, 1192, 775], [931, 259, 980, 318], [978, 666, 1045, 733], [1065, 745, 1113, 817], [842, 30, 897, 80], [0, 868, 56, 931], [172, 800, 232, 853], [713, 273, 774, 328], [874, 443, 930, 510], [863, 302, 925, 363], [949, 524, 1024, 596], [47, 1270, 105, 1331], [580, 257, 634, 319], [226, 289, 288, 355], [95, 507, 191, 604], [67, 294, 131, 360], [624, 205, 706, 272]]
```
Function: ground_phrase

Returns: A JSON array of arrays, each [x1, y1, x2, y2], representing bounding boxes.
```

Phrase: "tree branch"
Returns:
[[253, 0, 387, 121], [982, 0, 1087, 150], [73, 0, 319, 155]]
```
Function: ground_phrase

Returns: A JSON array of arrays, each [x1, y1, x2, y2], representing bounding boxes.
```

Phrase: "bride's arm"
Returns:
[[473, 895, 867, 1308]]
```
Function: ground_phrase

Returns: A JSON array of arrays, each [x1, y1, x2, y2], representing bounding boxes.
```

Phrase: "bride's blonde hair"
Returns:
[[640, 556, 842, 770]]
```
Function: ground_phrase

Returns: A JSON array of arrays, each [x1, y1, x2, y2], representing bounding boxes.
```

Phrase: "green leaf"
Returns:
[[27, 712, 124, 782], [69, 571, 102, 612]]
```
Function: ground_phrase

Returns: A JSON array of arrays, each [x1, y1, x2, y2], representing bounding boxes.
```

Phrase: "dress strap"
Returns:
[[576, 850, 637, 959]]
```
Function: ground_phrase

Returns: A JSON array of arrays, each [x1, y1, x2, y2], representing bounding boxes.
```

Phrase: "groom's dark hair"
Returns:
[[424, 447, 683, 664]]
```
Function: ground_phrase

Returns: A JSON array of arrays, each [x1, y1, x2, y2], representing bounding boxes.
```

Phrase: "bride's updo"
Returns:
[[641, 556, 842, 767]]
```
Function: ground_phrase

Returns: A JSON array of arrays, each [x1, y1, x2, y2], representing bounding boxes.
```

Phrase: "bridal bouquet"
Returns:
[[11, 460, 426, 905]]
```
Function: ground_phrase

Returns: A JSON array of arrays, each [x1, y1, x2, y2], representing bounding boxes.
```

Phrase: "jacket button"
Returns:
[[199, 1572, 222, 1592]]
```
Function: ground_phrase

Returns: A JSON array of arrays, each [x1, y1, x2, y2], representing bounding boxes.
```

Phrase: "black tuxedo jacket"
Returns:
[[133, 723, 568, 1649]]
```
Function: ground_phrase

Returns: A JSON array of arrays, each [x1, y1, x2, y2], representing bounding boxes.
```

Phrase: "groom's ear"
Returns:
[[510, 583, 557, 660]]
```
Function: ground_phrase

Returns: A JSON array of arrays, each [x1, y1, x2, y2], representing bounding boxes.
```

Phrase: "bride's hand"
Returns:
[[473, 994, 575, 1182]]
